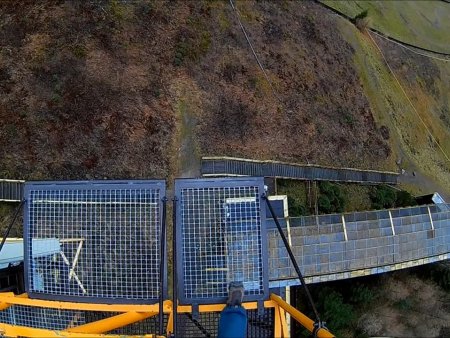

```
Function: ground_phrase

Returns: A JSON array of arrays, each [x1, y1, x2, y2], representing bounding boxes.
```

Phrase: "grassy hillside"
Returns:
[[322, 0, 450, 53], [326, 2, 450, 197]]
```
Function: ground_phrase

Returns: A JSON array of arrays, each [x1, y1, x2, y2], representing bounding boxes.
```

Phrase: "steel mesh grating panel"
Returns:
[[0, 305, 87, 330], [177, 308, 274, 337], [85, 311, 167, 335], [175, 178, 268, 304], [0, 306, 165, 335], [24, 181, 166, 303]]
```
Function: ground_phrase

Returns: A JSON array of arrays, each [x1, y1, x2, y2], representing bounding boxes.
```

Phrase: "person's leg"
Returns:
[[218, 282, 247, 338], [218, 305, 247, 338]]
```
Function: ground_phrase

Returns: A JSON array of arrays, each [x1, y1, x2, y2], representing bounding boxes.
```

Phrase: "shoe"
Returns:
[[227, 281, 244, 306]]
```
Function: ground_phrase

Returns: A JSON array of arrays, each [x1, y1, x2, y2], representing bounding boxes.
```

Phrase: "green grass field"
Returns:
[[322, 0, 450, 53]]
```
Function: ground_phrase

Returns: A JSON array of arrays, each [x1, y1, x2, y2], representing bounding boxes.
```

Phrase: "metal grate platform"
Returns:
[[0, 305, 86, 331], [24, 180, 166, 303], [175, 178, 269, 304], [177, 308, 274, 337]]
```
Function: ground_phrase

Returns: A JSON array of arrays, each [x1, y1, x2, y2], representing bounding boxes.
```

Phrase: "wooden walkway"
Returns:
[[202, 157, 398, 184], [0, 180, 25, 202]]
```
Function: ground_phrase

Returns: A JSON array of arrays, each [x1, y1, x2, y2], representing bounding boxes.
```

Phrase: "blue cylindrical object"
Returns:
[[218, 305, 247, 338]]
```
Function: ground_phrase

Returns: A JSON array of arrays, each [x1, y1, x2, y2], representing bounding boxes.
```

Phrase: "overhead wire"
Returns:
[[369, 30, 450, 63], [228, 0, 325, 328], [228, 0, 282, 102]]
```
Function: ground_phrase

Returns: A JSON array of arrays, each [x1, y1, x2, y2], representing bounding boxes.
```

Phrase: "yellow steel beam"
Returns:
[[66, 311, 158, 334], [0, 322, 162, 338], [0, 292, 171, 313], [279, 306, 289, 338], [166, 311, 173, 337], [0, 293, 28, 311], [274, 305, 282, 337], [0, 293, 275, 314], [270, 294, 334, 338], [177, 300, 276, 313]]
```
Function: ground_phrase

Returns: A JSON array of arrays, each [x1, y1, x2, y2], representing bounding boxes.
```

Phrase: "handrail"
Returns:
[[0, 292, 303, 337], [66, 311, 159, 334], [0, 322, 162, 338], [270, 294, 335, 337], [0, 293, 170, 312]]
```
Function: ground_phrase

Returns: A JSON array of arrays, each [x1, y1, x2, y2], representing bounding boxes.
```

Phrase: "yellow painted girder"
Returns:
[[0, 293, 171, 313], [0, 322, 163, 338], [270, 294, 334, 338]]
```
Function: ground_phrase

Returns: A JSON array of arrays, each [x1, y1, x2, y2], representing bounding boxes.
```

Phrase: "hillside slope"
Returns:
[[0, 1, 449, 337], [323, 0, 450, 197], [0, 1, 395, 181], [322, 0, 450, 53]]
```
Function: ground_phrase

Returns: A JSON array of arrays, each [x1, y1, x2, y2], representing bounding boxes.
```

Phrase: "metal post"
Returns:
[[172, 196, 178, 337], [263, 195, 322, 323], [159, 197, 168, 336], [0, 200, 25, 254]]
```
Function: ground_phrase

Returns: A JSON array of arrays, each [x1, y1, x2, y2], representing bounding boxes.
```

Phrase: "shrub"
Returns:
[[71, 44, 87, 59], [370, 186, 417, 209], [423, 262, 450, 291], [318, 195, 332, 213], [343, 113, 355, 126], [395, 190, 417, 207], [394, 298, 414, 311], [288, 196, 307, 217], [370, 185, 396, 209], [4, 124, 18, 138], [318, 288, 356, 333], [354, 9, 368, 21], [108, 0, 126, 22], [350, 284, 376, 306], [173, 17, 211, 66], [354, 9, 370, 31], [318, 182, 345, 213]]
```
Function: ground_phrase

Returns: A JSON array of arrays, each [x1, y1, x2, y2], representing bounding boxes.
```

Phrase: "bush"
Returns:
[[370, 186, 417, 209], [395, 190, 417, 207], [288, 196, 307, 217], [173, 16, 211, 66], [370, 185, 396, 209], [353, 9, 370, 31], [354, 9, 368, 21], [350, 284, 376, 306], [318, 182, 345, 214], [343, 113, 355, 126], [394, 298, 414, 311], [318, 288, 356, 333], [419, 262, 450, 291]]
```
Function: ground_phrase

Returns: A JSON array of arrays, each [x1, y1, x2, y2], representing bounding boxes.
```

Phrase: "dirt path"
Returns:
[[177, 100, 201, 178], [170, 76, 202, 179], [396, 149, 450, 201]]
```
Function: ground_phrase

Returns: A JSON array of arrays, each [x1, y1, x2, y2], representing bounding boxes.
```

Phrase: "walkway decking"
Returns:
[[0, 180, 24, 202], [202, 157, 398, 184]]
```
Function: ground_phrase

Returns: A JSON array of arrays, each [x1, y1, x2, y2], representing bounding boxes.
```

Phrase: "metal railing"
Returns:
[[202, 157, 398, 184], [0, 292, 334, 337], [0, 180, 25, 202]]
